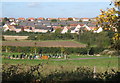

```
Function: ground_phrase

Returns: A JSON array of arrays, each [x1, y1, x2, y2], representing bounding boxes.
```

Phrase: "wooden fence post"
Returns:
[[93, 66, 96, 78]]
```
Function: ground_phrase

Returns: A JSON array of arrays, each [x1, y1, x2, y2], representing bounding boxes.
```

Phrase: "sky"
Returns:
[[1, 0, 112, 2], [1, 2, 114, 18]]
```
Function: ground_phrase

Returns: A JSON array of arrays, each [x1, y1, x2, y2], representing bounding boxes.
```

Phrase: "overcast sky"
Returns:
[[2, 2, 113, 18]]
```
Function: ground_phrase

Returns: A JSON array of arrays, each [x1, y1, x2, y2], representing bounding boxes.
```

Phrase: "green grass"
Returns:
[[3, 39, 76, 42], [2, 52, 119, 73], [2, 56, 119, 72]]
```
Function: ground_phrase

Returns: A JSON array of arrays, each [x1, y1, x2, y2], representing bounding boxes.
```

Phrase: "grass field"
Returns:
[[2, 54, 119, 73], [2, 40, 86, 47]]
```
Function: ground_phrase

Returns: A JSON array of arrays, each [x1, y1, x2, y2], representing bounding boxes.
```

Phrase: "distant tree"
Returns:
[[89, 47, 94, 55], [67, 29, 71, 33], [51, 19, 57, 22], [60, 25, 65, 27], [79, 19, 82, 22], [2, 17, 9, 25], [55, 28, 62, 33], [2, 36, 5, 41], [96, 32, 111, 48], [68, 18, 73, 21], [96, 0, 120, 54]]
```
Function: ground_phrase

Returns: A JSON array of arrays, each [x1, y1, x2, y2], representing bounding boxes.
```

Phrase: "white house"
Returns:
[[61, 26, 68, 34], [70, 24, 81, 34], [33, 29, 48, 33], [72, 18, 81, 21], [15, 29, 21, 33], [81, 18, 89, 21], [3, 24, 9, 31], [95, 27, 103, 33], [10, 22, 16, 25], [83, 24, 91, 31]]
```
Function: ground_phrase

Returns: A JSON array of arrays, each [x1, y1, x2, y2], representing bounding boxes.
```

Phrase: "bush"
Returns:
[[2, 64, 120, 82], [2, 46, 88, 55]]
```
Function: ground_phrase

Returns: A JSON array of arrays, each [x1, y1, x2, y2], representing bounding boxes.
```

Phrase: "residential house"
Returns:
[[72, 18, 81, 21], [10, 22, 17, 25], [52, 26, 64, 33], [58, 18, 68, 21], [15, 25, 22, 33], [34, 25, 53, 33], [18, 18, 25, 21], [3, 24, 16, 32], [3, 24, 9, 31], [37, 17, 44, 20], [9, 18, 15, 22], [86, 23, 97, 31], [16, 18, 25, 22], [0, 18, 3, 22], [70, 24, 81, 34], [94, 27, 103, 33], [47, 18, 58, 20], [90, 18, 97, 22], [81, 18, 90, 22], [61, 26, 69, 34], [28, 18, 35, 21]]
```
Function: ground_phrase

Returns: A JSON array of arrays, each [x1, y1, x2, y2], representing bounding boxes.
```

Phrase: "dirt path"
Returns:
[[51, 57, 110, 61]]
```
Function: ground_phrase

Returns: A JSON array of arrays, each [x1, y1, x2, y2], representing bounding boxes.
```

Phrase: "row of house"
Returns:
[[1, 17, 104, 34], [0, 17, 96, 22], [2, 20, 103, 34]]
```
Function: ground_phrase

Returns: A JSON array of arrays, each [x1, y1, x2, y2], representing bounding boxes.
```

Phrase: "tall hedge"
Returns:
[[2, 46, 105, 55]]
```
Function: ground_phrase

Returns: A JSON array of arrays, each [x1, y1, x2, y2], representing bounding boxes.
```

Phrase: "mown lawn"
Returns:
[[2, 55, 119, 73]]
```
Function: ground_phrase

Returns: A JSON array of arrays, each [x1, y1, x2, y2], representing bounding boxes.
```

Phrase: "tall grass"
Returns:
[[2, 63, 120, 83]]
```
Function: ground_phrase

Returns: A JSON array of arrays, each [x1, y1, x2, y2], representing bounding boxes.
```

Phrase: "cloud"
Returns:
[[27, 2, 39, 7]]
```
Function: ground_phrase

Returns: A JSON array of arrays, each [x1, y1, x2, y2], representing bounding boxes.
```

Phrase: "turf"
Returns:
[[2, 56, 119, 73]]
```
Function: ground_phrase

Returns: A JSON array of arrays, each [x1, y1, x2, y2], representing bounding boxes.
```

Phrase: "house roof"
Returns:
[[70, 27, 76, 30], [27, 22, 35, 27], [19, 22, 28, 26], [58, 18, 68, 20], [35, 25, 53, 30], [18, 18, 25, 20], [37, 17, 44, 20], [81, 18, 89, 19], [28, 18, 35, 20], [53, 26, 64, 30], [70, 24, 78, 26], [87, 23, 97, 27], [47, 18, 58, 20], [9, 18, 15, 19]]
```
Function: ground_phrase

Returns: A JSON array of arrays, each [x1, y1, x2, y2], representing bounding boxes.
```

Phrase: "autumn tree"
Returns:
[[68, 18, 73, 21], [96, 0, 120, 55]]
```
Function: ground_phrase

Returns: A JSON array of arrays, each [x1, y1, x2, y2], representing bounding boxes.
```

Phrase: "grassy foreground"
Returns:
[[2, 55, 119, 73], [2, 54, 119, 82]]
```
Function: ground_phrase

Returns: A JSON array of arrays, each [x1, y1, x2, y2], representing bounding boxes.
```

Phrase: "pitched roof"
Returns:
[[70, 27, 76, 30], [81, 18, 89, 19], [87, 23, 97, 27], [58, 18, 68, 20], [37, 17, 44, 20], [35, 25, 53, 30], [28, 18, 35, 20], [18, 18, 25, 20], [53, 26, 64, 30]]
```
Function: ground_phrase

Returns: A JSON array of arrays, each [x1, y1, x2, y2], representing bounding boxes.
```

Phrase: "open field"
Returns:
[[2, 53, 119, 82], [3, 35, 29, 40], [2, 55, 119, 73], [2, 40, 86, 47]]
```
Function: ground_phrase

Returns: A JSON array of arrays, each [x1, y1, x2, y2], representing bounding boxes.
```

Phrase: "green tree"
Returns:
[[68, 18, 73, 21], [51, 19, 57, 22], [55, 28, 62, 33], [96, 0, 120, 55], [2, 17, 9, 25]]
